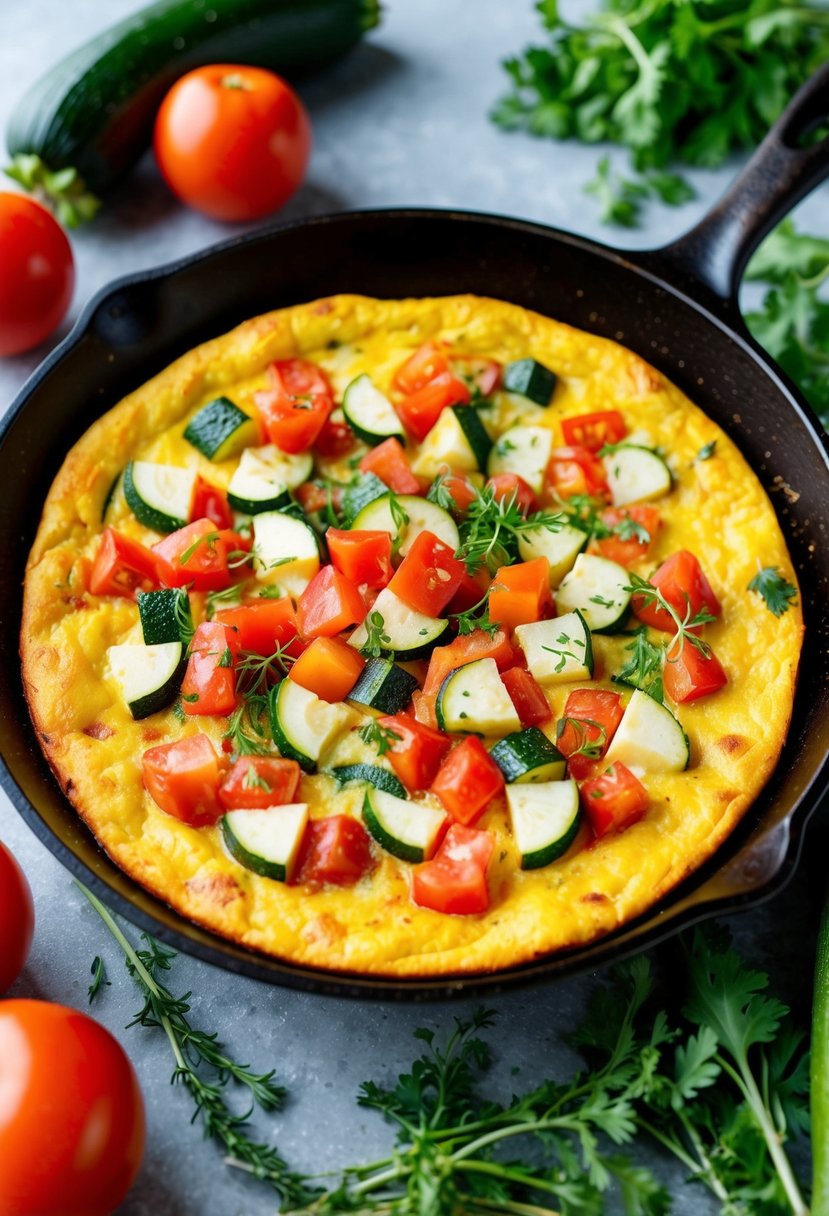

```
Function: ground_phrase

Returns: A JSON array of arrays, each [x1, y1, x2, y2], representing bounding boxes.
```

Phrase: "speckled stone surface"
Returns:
[[1, 3, 827, 1213]]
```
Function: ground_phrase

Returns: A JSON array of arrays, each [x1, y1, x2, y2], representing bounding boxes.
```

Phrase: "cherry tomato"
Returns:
[[154, 65, 312, 222], [0, 193, 74, 357], [0, 1000, 145, 1216], [0, 840, 34, 993]]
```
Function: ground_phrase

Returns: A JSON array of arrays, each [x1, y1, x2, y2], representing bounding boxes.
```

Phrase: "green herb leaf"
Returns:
[[87, 955, 110, 1003], [747, 566, 798, 617]]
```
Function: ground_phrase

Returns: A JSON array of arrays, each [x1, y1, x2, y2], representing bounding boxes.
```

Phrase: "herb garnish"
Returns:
[[697, 440, 718, 462], [748, 566, 799, 617], [388, 491, 410, 557], [543, 629, 584, 673], [360, 611, 391, 658], [451, 479, 565, 574], [358, 719, 401, 757], [223, 696, 271, 758], [556, 716, 608, 760], [613, 627, 665, 703], [624, 573, 715, 659], [87, 954, 110, 1003], [242, 767, 272, 792], [206, 583, 244, 616], [451, 590, 498, 638]]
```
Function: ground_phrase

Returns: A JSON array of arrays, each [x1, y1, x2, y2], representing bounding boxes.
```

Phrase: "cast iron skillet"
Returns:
[[2, 68, 829, 999]]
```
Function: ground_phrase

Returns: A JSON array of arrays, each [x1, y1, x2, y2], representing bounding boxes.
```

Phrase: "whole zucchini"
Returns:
[[6, 0, 379, 221]]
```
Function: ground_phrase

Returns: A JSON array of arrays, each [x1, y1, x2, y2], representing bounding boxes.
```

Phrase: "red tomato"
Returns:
[[313, 413, 354, 459], [663, 638, 728, 703], [359, 437, 421, 494], [501, 667, 551, 727], [326, 528, 392, 589], [377, 713, 451, 793], [181, 621, 241, 716], [0, 193, 74, 357], [485, 472, 538, 515], [215, 598, 303, 657], [556, 689, 624, 780], [0, 1001, 145, 1216], [388, 530, 465, 616], [393, 341, 451, 394], [632, 550, 721, 633], [153, 65, 311, 222], [143, 733, 227, 825], [296, 815, 374, 886], [561, 410, 627, 452], [488, 557, 552, 632], [295, 480, 344, 516], [431, 736, 505, 825], [546, 445, 610, 499], [451, 356, 502, 396], [596, 505, 661, 567], [255, 359, 334, 453], [412, 824, 494, 915], [422, 628, 514, 698], [445, 567, 492, 616], [153, 518, 233, 592], [192, 476, 233, 529], [396, 378, 471, 442], [88, 528, 159, 598], [296, 565, 366, 638], [440, 474, 478, 515], [0, 841, 34, 993], [219, 756, 301, 809], [580, 762, 648, 838]]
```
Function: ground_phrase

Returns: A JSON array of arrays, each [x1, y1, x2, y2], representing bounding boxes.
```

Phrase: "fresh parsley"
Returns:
[[748, 566, 799, 617], [613, 626, 665, 703], [360, 611, 391, 658], [87, 954, 110, 1003], [358, 719, 401, 757], [451, 590, 498, 637], [455, 481, 564, 574], [556, 715, 608, 759], [223, 696, 272, 758]]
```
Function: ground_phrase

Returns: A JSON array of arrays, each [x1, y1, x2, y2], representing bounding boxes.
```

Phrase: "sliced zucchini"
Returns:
[[604, 688, 690, 773], [490, 727, 565, 784], [362, 788, 447, 863], [137, 588, 193, 646], [556, 553, 631, 633], [329, 764, 407, 799], [123, 460, 197, 533], [342, 473, 389, 526], [514, 610, 594, 685], [222, 804, 309, 882], [341, 373, 404, 446], [252, 511, 320, 592], [435, 658, 520, 735], [506, 780, 581, 869], [183, 397, 258, 462], [602, 445, 671, 508], [346, 658, 419, 716], [269, 679, 351, 773], [518, 522, 588, 587], [487, 426, 554, 494], [503, 358, 558, 406], [411, 406, 492, 479], [349, 493, 459, 557], [348, 588, 449, 661], [227, 445, 312, 514], [107, 641, 184, 719]]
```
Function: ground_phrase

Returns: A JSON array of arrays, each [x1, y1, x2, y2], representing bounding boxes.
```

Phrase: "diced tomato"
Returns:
[[88, 528, 159, 597], [451, 356, 502, 396], [192, 477, 233, 529], [289, 636, 365, 702], [423, 629, 515, 698], [296, 815, 374, 886], [546, 445, 610, 500], [411, 689, 438, 730], [431, 736, 505, 825], [485, 472, 538, 515], [359, 437, 421, 495], [215, 598, 303, 657], [388, 530, 465, 616], [315, 413, 356, 459], [556, 689, 624, 781], [377, 713, 450, 792], [596, 505, 661, 567], [663, 638, 728, 703], [142, 733, 227, 825], [501, 667, 551, 726], [181, 621, 241, 716], [561, 410, 627, 453], [632, 550, 721, 633], [488, 558, 552, 632], [255, 359, 334, 454], [580, 762, 648, 838], [440, 475, 478, 516], [219, 756, 301, 809], [153, 518, 233, 592], [271, 358, 333, 397], [294, 481, 344, 516], [327, 528, 392, 589], [393, 341, 451, 394], [445, 568, 491, 616], [296, 565, 367, 638], [411, 823, 494, 915], [396, 375, 471, 443]]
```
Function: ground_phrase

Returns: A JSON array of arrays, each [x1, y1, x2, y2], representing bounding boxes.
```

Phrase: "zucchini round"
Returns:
[[329, 764, 407, 800], [342, 374, 404, 446], [222, 804, 309, 882], [269, 678, 351, 772], [555, 553, 631, 633], [347, 588, 449, 661], [362, 788, 447, 863], [349, 494, 459, 557], [123, 460, 197, 534], [107, 641, 184, 719], [604, 689, 690, 773], [490, 727, 566, 784], [506, 780, 581, 870], [435, 658, 520, 735], [184, 397, 257, 462]]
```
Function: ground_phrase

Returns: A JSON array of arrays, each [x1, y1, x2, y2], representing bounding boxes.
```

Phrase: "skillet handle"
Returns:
[[644, 61, 829, 312]]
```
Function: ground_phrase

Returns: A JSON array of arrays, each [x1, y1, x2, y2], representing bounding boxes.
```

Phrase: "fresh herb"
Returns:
[[173, 593, 195, 645], [613, 626, 665, 702], [625, 573, 715, 659], [242, 767, 272, 792], [747, 566, 799, 617], [179, 530, 219, 565], [223, 696, 271, 758], [451, 591, 498, 638], [697, 440, 718, 462], [171, 698, 187, 723], [542, 630, 584, 673], [258, 585, 284, 600], [87, 954, 110, 1003], [235, 641, 297, 697], [206, 583, 244, 616], [388, 492, 410, 557], [586, 156, 694, 227], [456, 483, 564, 574], [426, 471, 458, 512], [358, 719, 401, 758], [181, 692, 199, 704], [556, 715, 608, 759], [360, 611, 391, 658], [614, 515, 650, 544], [589, 592, 617, 609], [217, 646, 234, 668]]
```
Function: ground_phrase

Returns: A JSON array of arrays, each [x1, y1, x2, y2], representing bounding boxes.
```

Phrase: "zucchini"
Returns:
[[341, 374, 404, 447], [602, 444, 672, 507], [411, 406, 492, 479], [349, 493, 459, 557], [227, 445, 312, 515], [137, 588, 193, 646], [435, 658, 520, 735], [604, 689, 689, 773], [329, 764, 407, 800], [503, 358, 557, 406], [518, 522, 588, 587], [346, 658, 419, 717], [487, 426, 554, 494], [362, 788, 447, 863], [6, 0, 380, 214], [348, 588, 449, 661], [490, 727, 566, 784], [252, 510, 320, 592], [269, 678, 351, 773], [555, 553, 631, 633], [342, 473, 389, 526], [107, 641, 184, 719], [506, 780, 581, 869], [183, 397, 257, 462], [123, 460, 197, 533], [514, 610, 594, 685], [222, 804, 309, 882]]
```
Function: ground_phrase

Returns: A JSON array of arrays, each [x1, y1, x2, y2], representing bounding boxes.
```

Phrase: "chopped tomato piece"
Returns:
[[388, 530, 465, 616], [359, 437, 421, 495], [451, 356, 502, 396], [580, 762, 648, 838], [192, 477, 233, 529], [561, 410, 627, 452], [423, 629, 514, 698], [296, 565, 367, 638], [142, 733, 226, 825], [663, 638, 727, 703], [396, 374, 471, 442], [556, 689, 624, 781], [632, 550, 721, 633], [294, 481, 344, 516], [411, 823, 494, 915], [153, 518, 233, 592], [488, 558, 552, 632], [296, 815, 374, 885], [431, 736, 505, 825], [377, 713, 451, 793], [596, 505, 661, 567], [393, 341, 451, 394], [501, 667, 551, 726], [315, 413, 356, 459], [255, 359, 334, 453], [326, 528, 392, 589], [181, 621, 241, 716], [445, 567, 491, 616], [215, 598, 303, 658], [411, 689, 438, 731], [485, 472, 538, 515], [219, 756, 301, 809], [289, 636, 365, 702], [440, 474, 478, 515], [88, 528, 159, 598], [546, 445, 609, 500]]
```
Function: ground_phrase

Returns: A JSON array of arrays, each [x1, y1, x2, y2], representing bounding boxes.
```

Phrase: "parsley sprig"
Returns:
[[748, 566, 799, 617], [451, 590, 499, 637], [613, 626, 665, 702], [358, 719, 402, 757], [450, 479, 565, 574], [223, 696, 272, 758], [625, 573, 715, 659], [360, 611, 392, 658], [556, 715, 608, 760]]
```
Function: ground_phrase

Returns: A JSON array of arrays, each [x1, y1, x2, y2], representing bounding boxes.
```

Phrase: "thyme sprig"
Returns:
[[236, 640, 298, 698], [556, 716, 608, 760], [223, 695, 272, 758], [451, 480, 565, 574], [612, 627, 665, 703], [624, 573, 715, 660], [451, 590, 498, 637]]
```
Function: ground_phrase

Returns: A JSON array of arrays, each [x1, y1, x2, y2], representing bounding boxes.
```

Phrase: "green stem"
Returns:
[[812, 888, 829, 1216], [455, 1158, 564, 1201]]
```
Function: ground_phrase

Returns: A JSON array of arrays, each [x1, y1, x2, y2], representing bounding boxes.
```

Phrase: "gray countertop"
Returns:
[[1, 3, 826, 1213]]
